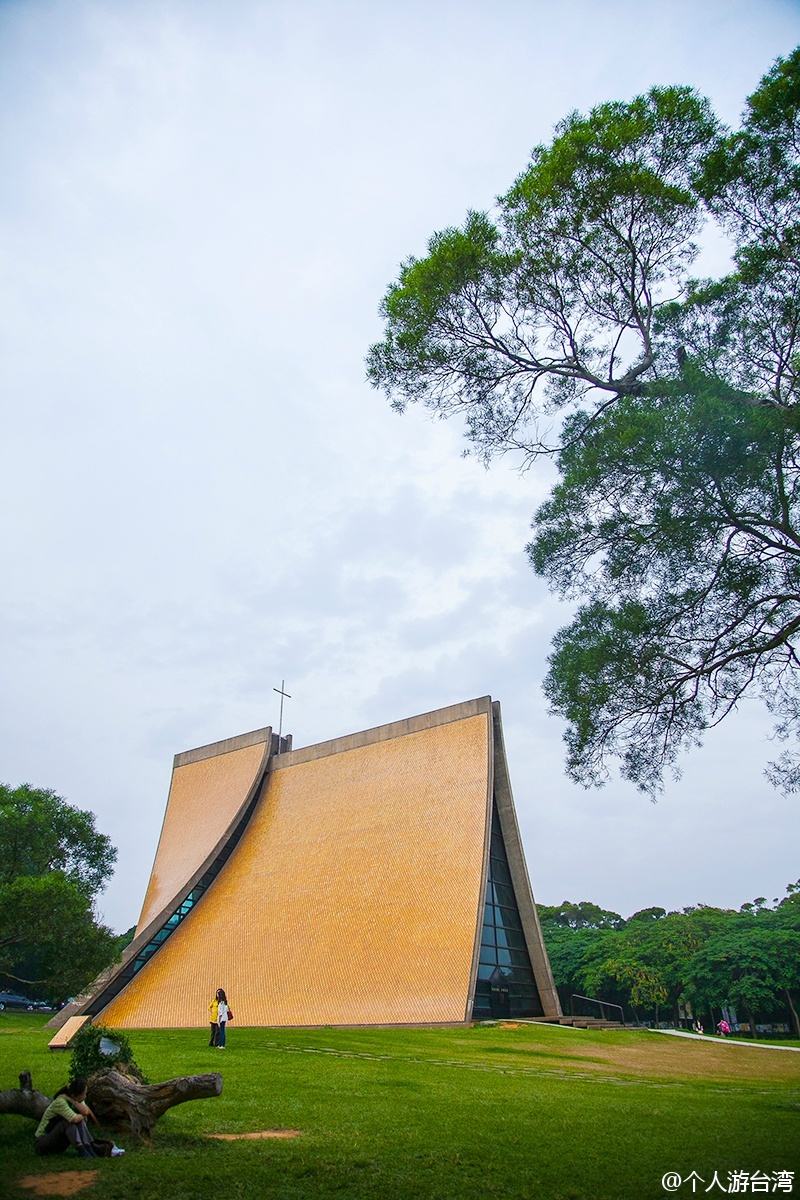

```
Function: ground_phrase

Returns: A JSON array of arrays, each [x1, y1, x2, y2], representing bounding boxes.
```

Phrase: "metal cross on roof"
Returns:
[[273, 679, 292, 746]]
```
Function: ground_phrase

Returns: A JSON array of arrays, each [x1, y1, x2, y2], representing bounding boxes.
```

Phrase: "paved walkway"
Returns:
[[650, 1028, 800, 1053]]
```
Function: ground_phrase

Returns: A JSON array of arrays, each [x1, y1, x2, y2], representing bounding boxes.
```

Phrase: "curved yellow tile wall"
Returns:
[[103, 714, 489, 1027], [135, 742, 266, 935]]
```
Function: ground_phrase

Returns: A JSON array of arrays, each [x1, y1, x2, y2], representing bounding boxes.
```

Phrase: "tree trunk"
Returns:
[[784, 989, 800, 1037], [0, 1071, 50, 1121], [1, 1069, 222, 1139], [745, 1004, 758, 1038], [87, 1069, 223, 1138]]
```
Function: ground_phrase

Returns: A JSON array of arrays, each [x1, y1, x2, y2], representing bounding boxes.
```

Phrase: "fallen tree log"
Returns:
[[0, 1071, 49, 1121], [1, 1069, 222, 1139], [87, 1068, 223, 1137]]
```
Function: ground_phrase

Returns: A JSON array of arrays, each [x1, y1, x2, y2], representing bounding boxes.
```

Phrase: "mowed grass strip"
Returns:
[[2, 1014, 798, 1200]]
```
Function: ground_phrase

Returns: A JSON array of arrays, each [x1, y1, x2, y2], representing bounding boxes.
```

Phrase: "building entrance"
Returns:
[[489, 967, 511, 1019]]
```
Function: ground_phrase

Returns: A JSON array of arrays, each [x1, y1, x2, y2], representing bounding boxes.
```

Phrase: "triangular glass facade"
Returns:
[[471, 805, 544, 1019]]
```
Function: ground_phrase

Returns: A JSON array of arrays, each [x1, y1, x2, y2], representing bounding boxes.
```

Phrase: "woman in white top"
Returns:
[[216, 988, 230, 1048]]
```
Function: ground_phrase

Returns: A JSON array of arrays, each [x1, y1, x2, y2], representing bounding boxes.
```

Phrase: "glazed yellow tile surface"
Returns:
[[103, 714, 489, 1027], [135, 742, 266, 935]]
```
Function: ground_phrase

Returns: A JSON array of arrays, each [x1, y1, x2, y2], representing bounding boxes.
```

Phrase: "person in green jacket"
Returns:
[[34, 1078, 99, 1158]]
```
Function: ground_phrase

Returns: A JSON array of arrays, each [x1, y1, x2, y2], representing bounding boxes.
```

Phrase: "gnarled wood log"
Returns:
[[0, 1071, 49, 1120], [2, 1069, 222, 1139], [87, 1068, 223, 1137]]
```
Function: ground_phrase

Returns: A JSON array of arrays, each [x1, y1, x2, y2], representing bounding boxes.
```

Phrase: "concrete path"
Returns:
[[650, 1028, 800, 1053]]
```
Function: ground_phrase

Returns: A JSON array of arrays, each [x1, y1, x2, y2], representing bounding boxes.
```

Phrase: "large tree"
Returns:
[[0, 783, 118, 998], [368, 50, 800, 794]]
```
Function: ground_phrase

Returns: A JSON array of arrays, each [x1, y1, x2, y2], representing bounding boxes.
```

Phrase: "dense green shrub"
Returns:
[[70, 1021, 146, 1082]]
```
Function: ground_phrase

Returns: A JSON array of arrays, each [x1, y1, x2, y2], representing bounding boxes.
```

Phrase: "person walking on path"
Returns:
[[216, 988, 230, 1049], [208, 994, 219, 1046]]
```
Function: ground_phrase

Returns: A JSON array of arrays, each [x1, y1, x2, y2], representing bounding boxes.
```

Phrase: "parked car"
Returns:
[[0, 991, 36, 1011]]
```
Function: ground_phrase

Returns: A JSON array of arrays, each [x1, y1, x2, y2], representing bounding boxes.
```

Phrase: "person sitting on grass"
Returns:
[[33, 1078, 124, 1158]]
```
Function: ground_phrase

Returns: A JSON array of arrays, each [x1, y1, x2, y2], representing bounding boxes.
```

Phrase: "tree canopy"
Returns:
[[0, 782, 118, 998], [539, 882, 800, 1035], [368, 49, 800, 795]]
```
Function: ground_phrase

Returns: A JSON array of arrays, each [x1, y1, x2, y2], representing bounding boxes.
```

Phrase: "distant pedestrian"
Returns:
[[216, 988, 230, 1049], [716, 1019, 730, 1036], [208, 994, 219, 1046], [693, 1018, 704, 1035]]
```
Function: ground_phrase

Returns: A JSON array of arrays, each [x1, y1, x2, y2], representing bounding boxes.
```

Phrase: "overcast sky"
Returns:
[[1, 0, 798, 934]]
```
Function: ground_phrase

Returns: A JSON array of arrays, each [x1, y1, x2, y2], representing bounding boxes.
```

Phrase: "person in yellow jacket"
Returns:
[[208, 995, 219, 1047]]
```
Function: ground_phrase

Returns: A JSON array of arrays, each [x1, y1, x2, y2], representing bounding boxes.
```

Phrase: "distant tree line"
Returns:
[[539, 885, 800, 1035]]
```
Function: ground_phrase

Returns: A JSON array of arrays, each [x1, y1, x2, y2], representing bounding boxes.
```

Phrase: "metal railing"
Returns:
[[570, 993, 625, 1024]]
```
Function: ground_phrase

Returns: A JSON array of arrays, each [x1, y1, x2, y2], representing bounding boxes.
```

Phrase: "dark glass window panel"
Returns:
[[496, 947, 513, 966], [481, 924, 495, 946], [494, 905, 522, 930], [484, 902, 510, 926], [493, 919, 521, 943], [492, 882, 517, 909], [477, 964, 495, 981], [508, 948, 532, 967], [492, 896, 519, 917], [490, 857, 512, 886], [483, 901, 494, 925], [510, 999, 538, 1016], [479, 946, 498, 966], [490, 835, 508, 864]]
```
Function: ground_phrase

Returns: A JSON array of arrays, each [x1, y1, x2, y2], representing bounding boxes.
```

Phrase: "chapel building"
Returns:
[[49, 697, 561, 1030]]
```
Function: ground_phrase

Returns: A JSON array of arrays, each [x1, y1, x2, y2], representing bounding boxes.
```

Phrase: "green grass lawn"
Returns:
[[2, 1013, 799, 1200]]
